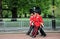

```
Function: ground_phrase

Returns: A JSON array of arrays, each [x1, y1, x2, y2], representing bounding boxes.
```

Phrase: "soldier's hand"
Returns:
[[40, 23, 44, 27], [40, 25, 44, 28], [42, 25, 44, 27], [32, 23, 34, 25]]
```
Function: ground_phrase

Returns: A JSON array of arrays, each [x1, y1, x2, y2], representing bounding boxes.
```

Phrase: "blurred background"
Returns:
[[0, 0, 60, 32], [1, 0, 60, 18]]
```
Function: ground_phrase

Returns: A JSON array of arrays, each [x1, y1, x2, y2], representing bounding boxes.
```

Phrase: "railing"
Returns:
[[0, 19, 60, 31]]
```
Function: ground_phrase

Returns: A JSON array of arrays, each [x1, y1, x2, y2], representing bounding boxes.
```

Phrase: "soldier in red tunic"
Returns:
[[27, 8, 39, 35], [31, 6, 46, 38], [26, 9, 34, 35]]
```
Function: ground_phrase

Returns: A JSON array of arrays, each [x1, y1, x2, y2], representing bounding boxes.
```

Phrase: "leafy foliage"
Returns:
[[2, 0, 60, 18]]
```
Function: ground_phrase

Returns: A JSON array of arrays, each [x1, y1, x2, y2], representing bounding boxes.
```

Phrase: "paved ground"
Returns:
[[0, 33, 60, 39]]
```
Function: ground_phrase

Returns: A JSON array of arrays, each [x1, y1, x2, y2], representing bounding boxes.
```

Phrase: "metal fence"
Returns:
[[0, 19, 60, 31]]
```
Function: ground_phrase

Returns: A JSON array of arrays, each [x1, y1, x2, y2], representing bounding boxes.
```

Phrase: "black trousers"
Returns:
[[27, 26, 34, 35], [39, 28, 46, 36], [27, 25, 46, 36], [27, 26, 39, 35]]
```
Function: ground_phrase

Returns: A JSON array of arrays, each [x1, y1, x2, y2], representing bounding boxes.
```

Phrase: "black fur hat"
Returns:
[[32, 6, 41, 14], [29, 8, 34, 14]]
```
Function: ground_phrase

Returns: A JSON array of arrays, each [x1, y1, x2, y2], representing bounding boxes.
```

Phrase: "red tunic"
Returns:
[[33, 15, 44, 27], [30, 15, 34, 26]]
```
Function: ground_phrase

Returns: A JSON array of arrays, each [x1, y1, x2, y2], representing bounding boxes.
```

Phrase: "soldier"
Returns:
[[27, 8, 39, 35], [26, 9, 34, 35], [31, 6, 46, 38]]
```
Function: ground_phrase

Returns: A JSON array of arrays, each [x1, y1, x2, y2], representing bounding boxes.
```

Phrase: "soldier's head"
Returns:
[[32, 6, 41, 16]]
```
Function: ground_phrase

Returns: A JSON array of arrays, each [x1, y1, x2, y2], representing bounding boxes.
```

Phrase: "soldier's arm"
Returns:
[[39, 16, 44, 27]]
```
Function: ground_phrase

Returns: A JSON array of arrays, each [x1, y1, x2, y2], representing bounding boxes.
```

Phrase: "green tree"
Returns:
[[0, 0, 2, 21]]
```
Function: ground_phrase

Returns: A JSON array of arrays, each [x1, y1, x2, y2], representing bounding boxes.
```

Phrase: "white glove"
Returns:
[[42, 25, 44, 27], [40, 25, 44, 28], [40, 23, 44, 27], [32, 23, 34, 25]]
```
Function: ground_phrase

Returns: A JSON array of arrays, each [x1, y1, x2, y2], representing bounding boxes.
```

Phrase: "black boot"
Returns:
[[43, 34, 46, 37], [26, 32, 30, 35]]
